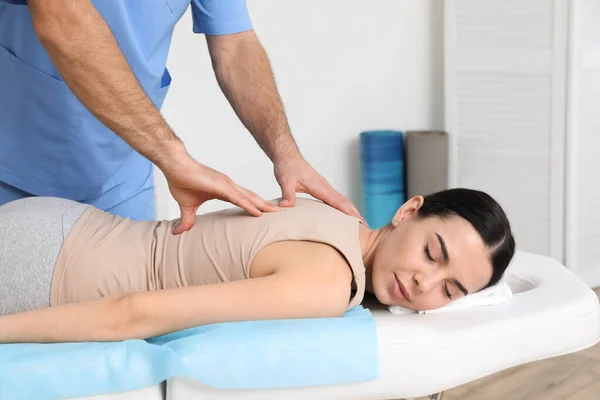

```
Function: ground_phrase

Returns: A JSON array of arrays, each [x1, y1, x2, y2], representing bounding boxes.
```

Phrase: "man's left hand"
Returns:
[[274, 155, 367, 225]]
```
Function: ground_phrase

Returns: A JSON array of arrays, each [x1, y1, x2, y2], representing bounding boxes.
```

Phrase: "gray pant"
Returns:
[[0, 197, 89, 315]]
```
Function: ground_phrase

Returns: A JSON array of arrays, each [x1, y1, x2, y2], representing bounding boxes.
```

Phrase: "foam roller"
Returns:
[[360, 130, 405, 229]]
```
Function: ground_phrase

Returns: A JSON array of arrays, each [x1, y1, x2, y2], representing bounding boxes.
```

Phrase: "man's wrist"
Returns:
[[268, 136, 302, 165], [264, 130, 302, 164], [153, 137, 189, 175]]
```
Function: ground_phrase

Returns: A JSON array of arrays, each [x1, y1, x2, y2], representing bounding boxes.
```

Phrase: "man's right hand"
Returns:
[[162, 149, 280, 235]]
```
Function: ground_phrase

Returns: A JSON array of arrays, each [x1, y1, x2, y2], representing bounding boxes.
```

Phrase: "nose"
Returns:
[[413, 269, 444, 293]]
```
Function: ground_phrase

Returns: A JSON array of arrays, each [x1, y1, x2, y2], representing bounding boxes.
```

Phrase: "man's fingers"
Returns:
[[173, 205, 199, 235], [236, 185, 280, 213], [228, 191, 263, 217], [278, 179, 297, 208], [304, 181, 340, 208], [217, 180, 263, 217], [308, 183, 368, 225], [341, 202, 369, 226]]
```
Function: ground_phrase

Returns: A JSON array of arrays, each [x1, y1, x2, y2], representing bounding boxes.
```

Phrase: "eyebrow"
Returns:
[[435, 233, 449, 263], [453, 279, 469, 296], [435, 233, 469, 296]]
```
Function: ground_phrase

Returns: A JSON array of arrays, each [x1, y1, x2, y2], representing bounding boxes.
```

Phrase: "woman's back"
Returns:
[[52, 198, 366, 309]]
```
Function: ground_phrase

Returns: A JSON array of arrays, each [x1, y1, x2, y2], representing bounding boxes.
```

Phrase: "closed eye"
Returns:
[[424, 245, 435, 262], [425, 244, 455, 300], [443, 282, 452, 300]]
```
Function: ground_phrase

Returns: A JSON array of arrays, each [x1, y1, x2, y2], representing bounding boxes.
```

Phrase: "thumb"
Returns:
[[278, 180, 297, 208], [172, 205, 199, 235]]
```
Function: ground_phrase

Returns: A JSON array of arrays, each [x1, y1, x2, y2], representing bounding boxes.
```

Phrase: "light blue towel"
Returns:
[[0, 306, 379, 400]]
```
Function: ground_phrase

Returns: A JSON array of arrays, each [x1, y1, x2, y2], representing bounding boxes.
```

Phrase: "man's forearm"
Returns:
[[207, 31, 300, 164], [29, 0, 185, 170]]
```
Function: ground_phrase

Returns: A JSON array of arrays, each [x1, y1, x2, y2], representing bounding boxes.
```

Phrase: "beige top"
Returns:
[[50, 198, 366, 310]]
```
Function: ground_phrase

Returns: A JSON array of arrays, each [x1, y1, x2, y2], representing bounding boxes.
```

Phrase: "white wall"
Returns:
[[565, 0, 600, 285], [155, 0, 444, 219]]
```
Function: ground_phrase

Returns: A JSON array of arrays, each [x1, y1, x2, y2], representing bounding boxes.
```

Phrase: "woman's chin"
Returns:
[[371, 288, 392, 306], [373, 288, 406, 308]]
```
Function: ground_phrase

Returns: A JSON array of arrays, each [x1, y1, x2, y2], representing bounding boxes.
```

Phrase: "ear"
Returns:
[[391, 196, 424, 227]]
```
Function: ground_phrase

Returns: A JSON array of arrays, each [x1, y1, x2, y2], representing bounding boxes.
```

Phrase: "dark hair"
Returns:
[[416, 188, 515, 289]]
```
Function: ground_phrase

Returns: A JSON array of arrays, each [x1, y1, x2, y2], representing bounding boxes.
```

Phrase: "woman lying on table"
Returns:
[[0, 187, 515, 343]]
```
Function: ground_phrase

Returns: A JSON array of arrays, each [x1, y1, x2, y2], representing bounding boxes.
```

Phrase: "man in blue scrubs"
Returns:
[[0, 0, 364, 234]]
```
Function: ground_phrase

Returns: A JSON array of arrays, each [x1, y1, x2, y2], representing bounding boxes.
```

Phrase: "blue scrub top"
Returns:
[[0, 0, 252, 200]]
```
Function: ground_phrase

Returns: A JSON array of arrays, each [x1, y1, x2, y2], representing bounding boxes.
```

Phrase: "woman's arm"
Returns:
[[0, 263, 352, 343]]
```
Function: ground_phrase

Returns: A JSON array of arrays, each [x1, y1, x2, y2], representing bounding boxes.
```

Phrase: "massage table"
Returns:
[[73, 251, 600, 400]]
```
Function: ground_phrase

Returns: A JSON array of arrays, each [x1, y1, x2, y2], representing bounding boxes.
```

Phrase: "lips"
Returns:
[[394, 275, 411, 301]]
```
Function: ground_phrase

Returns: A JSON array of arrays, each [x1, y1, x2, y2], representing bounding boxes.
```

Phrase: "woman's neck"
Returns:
[[359, 223, 393, 292]]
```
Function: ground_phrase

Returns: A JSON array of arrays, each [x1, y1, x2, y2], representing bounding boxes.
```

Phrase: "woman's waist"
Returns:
[[52, 208, 166, 305], [153, 218, 190, 289]]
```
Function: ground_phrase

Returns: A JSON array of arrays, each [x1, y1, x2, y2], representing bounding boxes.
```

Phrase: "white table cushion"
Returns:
[[165, 251, 600, 399], [67, 382, 165, 400]]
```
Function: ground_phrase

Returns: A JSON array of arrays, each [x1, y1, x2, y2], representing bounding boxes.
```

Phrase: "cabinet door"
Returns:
[[566, 0, 600, 285], [444, 0, 569, 261]]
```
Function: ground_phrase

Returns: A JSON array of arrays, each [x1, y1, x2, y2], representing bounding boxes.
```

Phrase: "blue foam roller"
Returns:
[[360, 130, 405, 229]]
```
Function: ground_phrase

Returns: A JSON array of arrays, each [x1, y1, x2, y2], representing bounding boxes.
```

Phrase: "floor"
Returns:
[[420, 287, 600, 400]]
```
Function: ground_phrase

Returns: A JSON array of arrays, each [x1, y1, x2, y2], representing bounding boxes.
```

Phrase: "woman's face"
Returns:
[[370, 197, 493, 311]]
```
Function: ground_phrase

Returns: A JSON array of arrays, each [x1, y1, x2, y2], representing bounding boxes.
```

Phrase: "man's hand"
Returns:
[[207, 32, 365, 224], [274, 155, 366, 225], [163, 150, 280, 235]]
